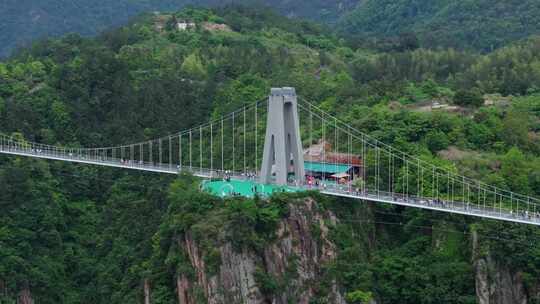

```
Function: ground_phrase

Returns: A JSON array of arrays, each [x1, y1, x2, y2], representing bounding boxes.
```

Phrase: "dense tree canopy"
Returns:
[[1, 6, 540, 303], [0, 0, 359, 58], [339, 0, 540, 52]]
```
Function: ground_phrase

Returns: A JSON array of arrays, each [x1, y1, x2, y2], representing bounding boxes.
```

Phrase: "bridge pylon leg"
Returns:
[[260, 87, 305, 186]]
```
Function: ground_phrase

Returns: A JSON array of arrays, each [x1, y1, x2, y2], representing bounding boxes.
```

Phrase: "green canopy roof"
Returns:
[[202, 179, 297, 198], [304, 161, 351, 174]]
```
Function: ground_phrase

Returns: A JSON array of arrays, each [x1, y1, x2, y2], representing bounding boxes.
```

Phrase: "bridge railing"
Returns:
[[297, 98, 540, 223], [2, 89, 540, 228], [0, 134, 253, 179]]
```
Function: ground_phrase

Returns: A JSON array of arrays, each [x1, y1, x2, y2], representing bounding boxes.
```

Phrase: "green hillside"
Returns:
[[4, 0, 540, 57], [0, 0, 357, 58], [339, 0, 540, 52], [1, 6, 540, 303]]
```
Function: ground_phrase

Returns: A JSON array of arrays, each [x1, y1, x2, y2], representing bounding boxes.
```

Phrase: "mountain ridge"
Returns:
[[339, 0, 540, 52], [0, 0, 358, 58]]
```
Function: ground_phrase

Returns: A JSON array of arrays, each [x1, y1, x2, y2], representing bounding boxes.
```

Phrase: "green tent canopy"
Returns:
[[304, 161, 352, 174]]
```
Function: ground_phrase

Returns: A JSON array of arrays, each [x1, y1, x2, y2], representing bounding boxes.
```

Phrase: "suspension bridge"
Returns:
[[1, 87, 539, 226]]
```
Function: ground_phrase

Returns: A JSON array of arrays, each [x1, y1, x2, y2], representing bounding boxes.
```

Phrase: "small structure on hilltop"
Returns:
[[303, 140, 362, 182], [176, 21, 196, 31], [484, 94, 512, 107], [431, 101, 449, 110], [153, 14, 172, 32], [202, 22, 231, 32]]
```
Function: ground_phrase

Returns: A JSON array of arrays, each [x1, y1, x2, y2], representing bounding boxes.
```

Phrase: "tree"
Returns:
[[0, 158, 67, 303], [454, 89, 483, 107], [501, 147, 530, 193], [530, 161, 540, 196], [398, 32, 420, 52], [502, 111, 529, 148], [51, 100, 71, 130], [0, 96, 4, 116], [181, 53, 207, 79], [425, 130, 449, 153], [346, 290, 374, 304], [466, 122, 493, 147]]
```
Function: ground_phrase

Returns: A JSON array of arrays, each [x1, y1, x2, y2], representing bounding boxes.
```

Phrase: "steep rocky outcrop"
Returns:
[[263, 198, 345, 304], [176, 197, 346, 304], [472, 230, 528, 304], [18, 285, 34, 304], [0, 280, 5, 298], [0, 281, 34, 304], [144, 279, 151, 304]]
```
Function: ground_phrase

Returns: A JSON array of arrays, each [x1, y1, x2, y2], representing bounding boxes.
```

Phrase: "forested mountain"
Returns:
[[1, 6, 540, 304], [3, 0, 540, 58], [339, 0, 540, 52], [0, 0, 357, 58]]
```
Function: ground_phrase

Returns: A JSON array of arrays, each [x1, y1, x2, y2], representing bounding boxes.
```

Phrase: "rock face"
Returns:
[[144, 279, 151, 304], [263, 198, 345, 304], [177, 198, 346, 304], [472, 231, 528, 304], [18, 286, 34, 304]]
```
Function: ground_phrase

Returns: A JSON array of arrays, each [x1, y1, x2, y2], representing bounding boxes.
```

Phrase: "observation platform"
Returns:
[[201, 179, 298, 198]]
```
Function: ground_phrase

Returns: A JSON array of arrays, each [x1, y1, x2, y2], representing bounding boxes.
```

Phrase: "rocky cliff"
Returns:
[[472, 230, 529, 304], [175, 197, 346, 304]]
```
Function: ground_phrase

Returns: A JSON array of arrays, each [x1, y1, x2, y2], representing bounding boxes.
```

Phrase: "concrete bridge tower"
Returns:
[[260, 87, 305, 185]]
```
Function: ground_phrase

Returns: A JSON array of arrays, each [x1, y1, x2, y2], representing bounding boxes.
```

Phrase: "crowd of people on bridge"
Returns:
[[294, 175, 540, 223], [14, 144, 540, 224]]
